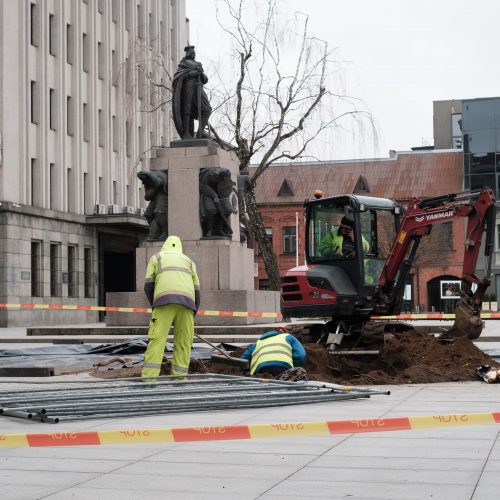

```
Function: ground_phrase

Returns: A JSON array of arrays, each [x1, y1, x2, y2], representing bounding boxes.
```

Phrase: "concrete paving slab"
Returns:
[[291, 466, 480, 485], [308, 455, 486, 472], [0, 469, 99, 487], [145, 449, 315, 467], [472, 472, 500, 499], [0, 456, 131, 473], [45, 488, 255, 500], [2, 484, 67, 500], [78, 471, 278, 496], [118, 460, 300, 480], [262, 479, 475, 499]]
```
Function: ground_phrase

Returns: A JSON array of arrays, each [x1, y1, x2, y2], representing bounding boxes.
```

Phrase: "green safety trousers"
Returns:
[[141, 303, 195, 380]]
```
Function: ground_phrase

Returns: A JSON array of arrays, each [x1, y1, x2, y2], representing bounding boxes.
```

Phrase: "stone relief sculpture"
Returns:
[[199, 168, 237, 239], [137, 170, 168, 241], [172, 45, 212, 141]]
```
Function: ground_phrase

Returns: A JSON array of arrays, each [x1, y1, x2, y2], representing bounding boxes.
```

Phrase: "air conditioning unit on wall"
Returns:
[[94, 204, 106, 215], [108, 204, 120, 214]]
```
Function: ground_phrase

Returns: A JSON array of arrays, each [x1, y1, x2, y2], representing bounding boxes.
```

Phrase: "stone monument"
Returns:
[[106, 47, 280, 326], [107, 142, 280, 326]]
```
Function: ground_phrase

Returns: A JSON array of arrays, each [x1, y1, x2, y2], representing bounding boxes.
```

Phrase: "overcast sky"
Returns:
[[186, 0, 500, 160]]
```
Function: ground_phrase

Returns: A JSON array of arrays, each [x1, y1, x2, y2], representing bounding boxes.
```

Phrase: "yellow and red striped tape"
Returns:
[[1, 302, 500, 319], [0, 303, 282, 318], [1, 411, 499, 448]]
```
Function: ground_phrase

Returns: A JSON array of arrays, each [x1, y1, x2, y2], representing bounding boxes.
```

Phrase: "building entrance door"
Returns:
[[97, 233, 138, 320]]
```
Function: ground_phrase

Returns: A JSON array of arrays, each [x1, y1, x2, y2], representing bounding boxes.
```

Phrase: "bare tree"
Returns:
[[207, 0, 374, 290]]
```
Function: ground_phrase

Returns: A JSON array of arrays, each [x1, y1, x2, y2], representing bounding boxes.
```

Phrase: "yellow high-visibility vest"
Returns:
[[250, 333, 293, 375]]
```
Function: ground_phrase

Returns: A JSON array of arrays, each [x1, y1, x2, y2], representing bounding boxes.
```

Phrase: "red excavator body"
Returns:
[[281, 188, 496, 340]]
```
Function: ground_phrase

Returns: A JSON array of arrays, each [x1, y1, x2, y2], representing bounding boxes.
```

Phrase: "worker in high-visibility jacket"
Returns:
[[240, 328, 306, 377], [141, 235, 200, 380]]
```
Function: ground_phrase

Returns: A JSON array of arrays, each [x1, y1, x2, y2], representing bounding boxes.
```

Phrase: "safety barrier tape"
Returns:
[[1, 411, 499, 448], [1, 302, 500, 320], [0, 303, 283, 319]]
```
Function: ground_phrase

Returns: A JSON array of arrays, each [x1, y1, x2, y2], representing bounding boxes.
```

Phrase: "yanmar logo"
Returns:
[[415, 210, 453, 223]]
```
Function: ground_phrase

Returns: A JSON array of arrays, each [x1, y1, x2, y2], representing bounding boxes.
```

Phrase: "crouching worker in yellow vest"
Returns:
[[241, 327, 307, 377], [141, 235, 200, 381]]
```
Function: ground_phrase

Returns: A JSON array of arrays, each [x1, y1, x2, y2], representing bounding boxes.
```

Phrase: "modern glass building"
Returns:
[[462, 97, 500, 198]]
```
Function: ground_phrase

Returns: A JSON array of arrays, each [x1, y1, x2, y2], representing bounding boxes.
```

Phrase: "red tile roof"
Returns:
[[251, 150, 463, 204]]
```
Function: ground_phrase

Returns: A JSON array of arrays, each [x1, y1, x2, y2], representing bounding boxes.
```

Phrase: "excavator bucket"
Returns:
[[444, 295, 483, 340]]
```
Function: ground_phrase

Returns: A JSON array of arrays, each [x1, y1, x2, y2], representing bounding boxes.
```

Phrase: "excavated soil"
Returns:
[[91, 333, 499, 385]]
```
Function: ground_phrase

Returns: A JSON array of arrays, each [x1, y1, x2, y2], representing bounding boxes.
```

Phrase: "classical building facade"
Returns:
[[0, 0, 187, 326]]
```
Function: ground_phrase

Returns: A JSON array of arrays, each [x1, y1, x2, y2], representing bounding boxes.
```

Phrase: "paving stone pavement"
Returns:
[[0, 379, 499, 499]]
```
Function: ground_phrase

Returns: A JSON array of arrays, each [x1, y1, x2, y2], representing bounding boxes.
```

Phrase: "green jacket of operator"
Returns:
[[318, 216, 369, 258]]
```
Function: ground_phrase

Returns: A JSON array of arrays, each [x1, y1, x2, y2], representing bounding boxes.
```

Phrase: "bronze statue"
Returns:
[[137, 170, 168, 240], [172, 45, 212, 140], [199, 168, 237, 238]]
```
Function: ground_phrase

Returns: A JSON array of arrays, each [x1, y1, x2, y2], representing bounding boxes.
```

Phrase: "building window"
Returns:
[[125, 0, 132, 31], [97, 42, 104, 79], [149, 12, 154, 42], [67, 167, 75, 212], [68, 245, 78, 297], [31, 158, 42, 206], [31, 241, 42, 297], [83, 103, 90, 142], [49, 13, 56, 56], [112, 50, 118, 86], [98, 0, 105, 14], [50, 243, 61, 297], [98, 109, 104, 147], [82, 33, 89, 72], [49, 88, 57, 130], [137, 4, 144, 39], [282, 226, 297, 255], [84, 247, 93, 298], [66, 96, 74, 136], [126, 121, 131, 157], [259, 228, 273, 255], [113, 180, 118, 204], [112, 0, 119, 23], [49, 163, 55, 209], [112, 115, 118, 152], [441, 222, 453, 251], [66, 23, 74, 64], [30, 2, 39, 47], [30, 80, 39, 124], [259, 279, 271, 291]]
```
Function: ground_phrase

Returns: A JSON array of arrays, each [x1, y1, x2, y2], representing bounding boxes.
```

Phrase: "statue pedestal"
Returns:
[[106, 142, 280, 327]]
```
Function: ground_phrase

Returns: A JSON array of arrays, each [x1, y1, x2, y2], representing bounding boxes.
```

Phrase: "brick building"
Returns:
[[252, 149, 466, 312]]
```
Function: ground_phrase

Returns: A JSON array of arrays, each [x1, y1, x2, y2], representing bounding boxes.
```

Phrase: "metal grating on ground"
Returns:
[[0, 374, 389, 423]]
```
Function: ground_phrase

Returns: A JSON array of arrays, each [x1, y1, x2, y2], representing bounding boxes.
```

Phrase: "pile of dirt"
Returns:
[[90, 333, 499, 385], [303, 333, 499, 385]]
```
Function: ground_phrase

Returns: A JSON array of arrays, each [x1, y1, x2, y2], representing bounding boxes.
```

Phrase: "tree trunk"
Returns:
[[245, 186, 281, 291]]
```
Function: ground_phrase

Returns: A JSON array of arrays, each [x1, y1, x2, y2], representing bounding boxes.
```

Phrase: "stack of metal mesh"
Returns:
[[0, 374, 389, 423]]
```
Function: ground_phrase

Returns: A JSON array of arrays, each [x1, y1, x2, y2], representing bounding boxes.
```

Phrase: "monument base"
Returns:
[[105, 290, 280, 326]]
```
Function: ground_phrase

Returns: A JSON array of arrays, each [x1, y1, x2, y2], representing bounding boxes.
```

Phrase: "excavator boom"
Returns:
[[377, 187, 496, 339]]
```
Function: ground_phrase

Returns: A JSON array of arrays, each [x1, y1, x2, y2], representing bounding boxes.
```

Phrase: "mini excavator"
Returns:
[[281, 187, 496, 347]]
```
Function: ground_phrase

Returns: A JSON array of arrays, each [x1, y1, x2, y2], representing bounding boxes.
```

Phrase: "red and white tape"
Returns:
[[1, 411, 499, 448]]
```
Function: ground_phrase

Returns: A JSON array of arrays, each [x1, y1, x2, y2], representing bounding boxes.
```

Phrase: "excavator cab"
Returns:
[[282, 194, 400, 320], [307, 195, 400, 289]]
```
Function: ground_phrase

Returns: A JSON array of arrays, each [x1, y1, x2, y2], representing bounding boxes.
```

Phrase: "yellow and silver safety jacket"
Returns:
[[144, 236, 200, 311]]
